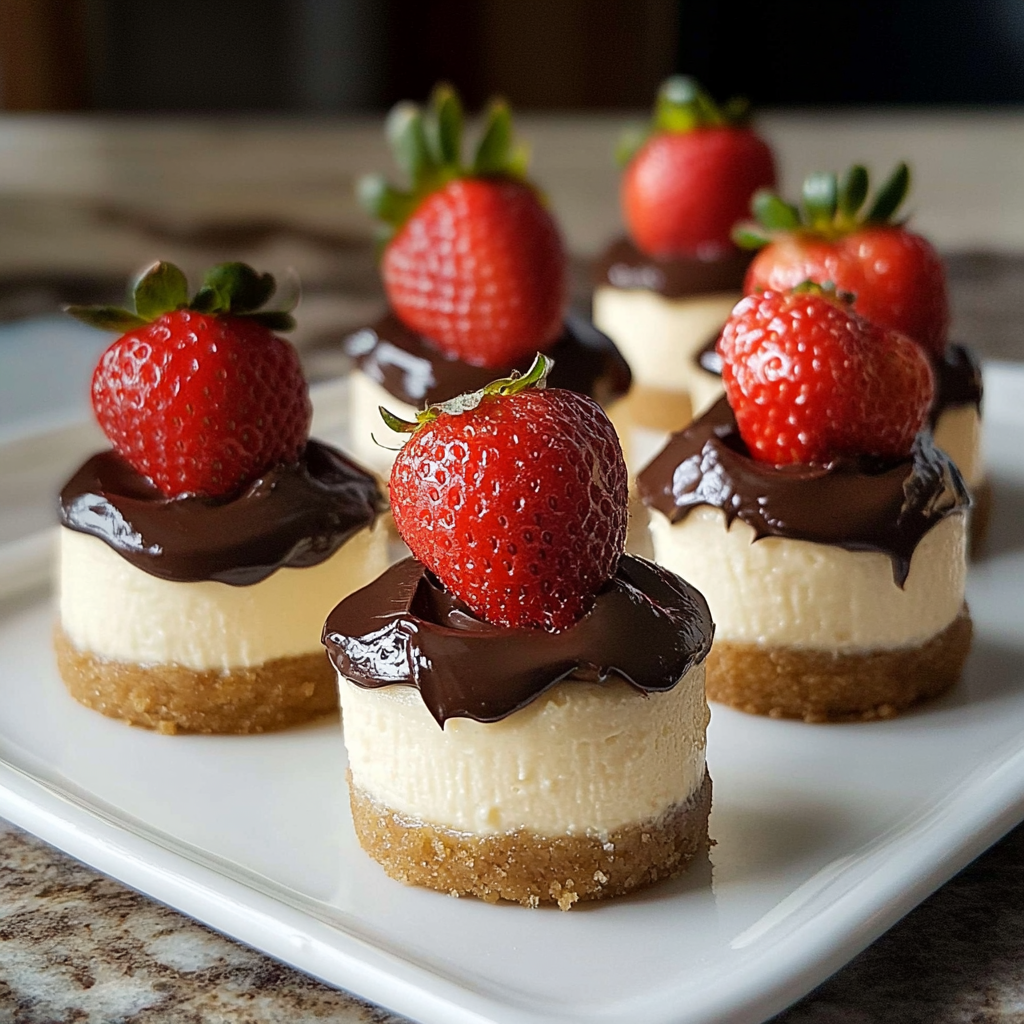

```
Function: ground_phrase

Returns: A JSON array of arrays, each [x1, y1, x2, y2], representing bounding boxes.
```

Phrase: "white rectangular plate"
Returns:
[[1, 366, 1023, 1024]]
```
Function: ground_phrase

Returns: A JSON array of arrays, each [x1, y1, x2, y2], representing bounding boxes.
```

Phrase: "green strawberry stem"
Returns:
[[616, 75, 750, 167], [380, 352, 553, 435], [734, 162, 911, 248], [66, 261, 298, 332], [791, 279, 856, 305], [358, 83, 531, 244]]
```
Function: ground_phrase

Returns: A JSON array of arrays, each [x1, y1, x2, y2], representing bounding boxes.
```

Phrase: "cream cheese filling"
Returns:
[[339, 665, 709, 837], [688, 369, 726, 420], [650, 507, 966, 651], [59, 524, 388, 671], [933, 403, 984, 489], [348, 370, 418, 481], [592, 286, 738, 392]]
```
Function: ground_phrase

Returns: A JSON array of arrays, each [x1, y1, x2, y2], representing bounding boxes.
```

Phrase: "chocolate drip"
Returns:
[[60, 441, 383, 586], [593, 237, 752, 299], [343, 311, 631, 409], [932, 343, 983, 422], [322, 555, 714, 727], [637, 398, 970, 587]]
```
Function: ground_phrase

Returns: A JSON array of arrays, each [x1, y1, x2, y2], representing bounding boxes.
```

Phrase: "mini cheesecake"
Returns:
[[931, 343, 987, 551], [323, 555, 714, 909], [592, 238, 751, 471], [688, 338, 989, 550], [638, 399, 972, 723], [58, 441, 385, 734], [343, 312, 631, 480]]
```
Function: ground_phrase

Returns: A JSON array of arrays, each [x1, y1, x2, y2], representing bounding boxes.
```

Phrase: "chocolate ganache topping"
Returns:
[[344, 311, 631, 409], [637, 398, 970, 587], [593, 237, 753, 299], [60, 441, 383, 586], [931, 342, 984, 422], [322, 554, 714, 727]]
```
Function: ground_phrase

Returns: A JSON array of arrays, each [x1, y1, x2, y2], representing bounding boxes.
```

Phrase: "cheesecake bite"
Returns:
[[639, 285, 972, 723], [323, 356, 714, 907], [346, 85, 629, 480], [58, 262, 386, 734], [593, 76, 775, 472], [738, 162, 988, 550]]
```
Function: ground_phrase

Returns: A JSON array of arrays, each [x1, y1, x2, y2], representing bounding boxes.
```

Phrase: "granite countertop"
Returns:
[[3, 817, 1021, 1024], [1, 115, 1023, 1023]]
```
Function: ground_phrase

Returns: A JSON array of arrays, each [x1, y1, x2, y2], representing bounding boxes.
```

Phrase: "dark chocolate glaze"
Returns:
[[931, 342, 984, 422], [343, 311, 631, 409], [636, 398, 970, 587], [693, 339, 984, 424], [695, 331, 723, 375], [322, 554, 714, 727], [593, 237, 753, 299], [60, 441, 384, 586]]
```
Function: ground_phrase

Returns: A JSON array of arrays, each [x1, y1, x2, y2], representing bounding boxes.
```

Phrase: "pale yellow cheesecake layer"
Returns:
[[592, 287, 738, 392], [650, 507, 966, 650], [59, 524, 388, 671], [933, 403, 984, 489], [339, 665, 709, 837], [688, 368, 726, 420], [347, 371, 418, 481]]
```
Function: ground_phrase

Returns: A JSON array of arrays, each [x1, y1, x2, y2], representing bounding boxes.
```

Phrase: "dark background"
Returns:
[[2, 0, 1022, 114]]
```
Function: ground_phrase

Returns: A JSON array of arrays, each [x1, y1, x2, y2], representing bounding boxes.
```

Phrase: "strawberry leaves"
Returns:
[[66, 262, 298, 332], [380, 352, 553, 436], [735, 162, 912, 248], [359, 84, 531, 242], [617, 76, 750, 166], [133, 262, 189, 320]]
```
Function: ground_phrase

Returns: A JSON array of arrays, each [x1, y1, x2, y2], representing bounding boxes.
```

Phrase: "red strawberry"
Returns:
[[360, 85, 566, 369], [736, 164, 949, 358], [717, 285, 934, 465], [67, 261, 310, 498], [385, 355, 627, 632], [619, 76, 776, 259]]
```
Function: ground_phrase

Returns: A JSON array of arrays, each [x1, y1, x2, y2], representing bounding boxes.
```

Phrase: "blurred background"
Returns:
[[0, 0, 1022, 468], [2, 0, 1023, 112]]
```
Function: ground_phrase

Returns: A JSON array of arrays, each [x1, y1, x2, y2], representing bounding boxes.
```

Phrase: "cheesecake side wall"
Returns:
[[339, 666, 710, 837], [59, 524, 388, 670], [650, 507, 967, 650]]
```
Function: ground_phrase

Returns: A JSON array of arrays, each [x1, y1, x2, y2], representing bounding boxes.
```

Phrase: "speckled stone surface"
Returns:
[[0, 821, 405, 1024], [1, 816, 1022, 1024]]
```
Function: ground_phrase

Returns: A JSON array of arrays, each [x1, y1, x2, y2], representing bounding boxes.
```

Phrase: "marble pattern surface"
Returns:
[[1, 817, 1021, 1024]]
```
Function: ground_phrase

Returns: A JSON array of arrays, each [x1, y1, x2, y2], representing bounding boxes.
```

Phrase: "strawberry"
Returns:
[[717, 285, 934, 465], [359, 84, 566, 369], [385, 355, 627, 632], [67, 261, 310, 499], [618, 76, 776, 259], [736, 163, 949, 358]]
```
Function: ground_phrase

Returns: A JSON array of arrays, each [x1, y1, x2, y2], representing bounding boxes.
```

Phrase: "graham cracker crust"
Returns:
[[54, 626, 337, 734], [970, 478, 992, 557], [705, 608, 972, 723], [348, 770, 712, 910]]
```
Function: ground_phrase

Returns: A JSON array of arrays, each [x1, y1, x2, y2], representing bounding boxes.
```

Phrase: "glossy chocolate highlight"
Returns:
[[932, 343, 983, 421], [322, 555, 714, 727], [593, 237, 752, 299], [60, 441, 383, 586], [637, 398, 970, 587], [344, 311, 631, 409]]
